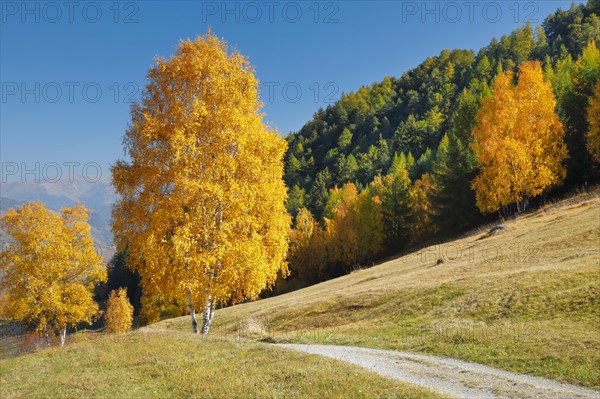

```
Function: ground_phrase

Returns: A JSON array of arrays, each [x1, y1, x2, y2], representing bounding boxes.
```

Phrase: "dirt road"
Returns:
[[277, 344, 600, 399]]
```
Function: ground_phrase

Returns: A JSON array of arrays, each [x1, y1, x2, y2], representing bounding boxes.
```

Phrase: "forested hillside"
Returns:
[[282, 1, 600, 287]]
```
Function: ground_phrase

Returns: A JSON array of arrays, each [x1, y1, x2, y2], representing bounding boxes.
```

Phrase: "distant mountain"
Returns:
[[0, 178, 116, 259], [0, 197, 22, 212]]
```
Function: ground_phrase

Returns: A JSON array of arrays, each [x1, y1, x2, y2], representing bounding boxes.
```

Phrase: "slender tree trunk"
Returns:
[[201, 295, 215, 335], [187, 289, 198, 334], [60, 328, 66, 347], [45, 332, 51, 348]]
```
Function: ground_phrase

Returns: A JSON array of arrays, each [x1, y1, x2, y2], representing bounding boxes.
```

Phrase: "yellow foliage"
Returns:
[[111, 33, 290, 315], [139, 292, 183, 326], [325, 183, 384, 267], [471, 61, 567, 213], [0, 293, 9, 318], [105, 288, 134, 334], [411, 173, 434, 239], [355, 188, 384, 263], [0, 202, 106, 333], [325, 184, 360, 266], [587, 82, 600, 163], [288, 208, 328, 282]]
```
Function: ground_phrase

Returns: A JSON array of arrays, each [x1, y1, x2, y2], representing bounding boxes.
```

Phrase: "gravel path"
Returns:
[[277, 344, 600, 399]]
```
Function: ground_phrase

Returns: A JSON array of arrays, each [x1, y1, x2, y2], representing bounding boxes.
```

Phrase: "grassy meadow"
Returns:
[[153, 191, 600, 389], [0, 330, 446, 399]]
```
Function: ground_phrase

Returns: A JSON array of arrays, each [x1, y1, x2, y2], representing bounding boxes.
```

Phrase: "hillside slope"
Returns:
[[284, 2, 599, 220], [156, 191, 600, 388]]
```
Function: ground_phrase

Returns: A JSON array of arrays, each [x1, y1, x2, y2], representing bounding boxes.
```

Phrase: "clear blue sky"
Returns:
[[0, 1, 580, 181]]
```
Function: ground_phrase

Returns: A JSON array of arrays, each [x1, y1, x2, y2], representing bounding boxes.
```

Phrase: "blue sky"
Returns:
[[0, 1, 581, 182]]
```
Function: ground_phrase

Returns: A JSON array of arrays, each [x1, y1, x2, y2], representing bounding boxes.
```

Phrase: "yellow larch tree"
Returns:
[[471, 61, 567, 213], [0, 202, 106, 346], [325, 183, 383, 270], [105, 288, 134, 334], [410, 173, 434, 240], [288, 208, 328, 283], [111, 33, 290, 334], [354, 188, 384, 265], [324, 184, 360, 267], [587, 82, 600, 163]]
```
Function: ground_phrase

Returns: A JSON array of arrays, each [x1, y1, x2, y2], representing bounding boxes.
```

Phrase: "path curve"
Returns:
[[277, 344, 600, 399]]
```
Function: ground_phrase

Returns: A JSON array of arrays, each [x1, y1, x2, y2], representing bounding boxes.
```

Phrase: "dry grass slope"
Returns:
[[0, 331, 447, 399], [156, 190, 600, 389]]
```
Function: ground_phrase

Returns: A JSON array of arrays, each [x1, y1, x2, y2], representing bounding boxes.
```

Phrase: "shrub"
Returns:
[[105, 288, 133, 334]]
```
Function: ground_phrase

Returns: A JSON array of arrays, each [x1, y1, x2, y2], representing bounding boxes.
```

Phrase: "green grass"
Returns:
[[155, 191, 600, 389], [2, 192, 598, 397], [0, 331, 446, 399]]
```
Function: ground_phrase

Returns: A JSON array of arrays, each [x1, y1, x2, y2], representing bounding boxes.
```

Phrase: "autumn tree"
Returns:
[[324, 184, 360, 269], [288, 208, 328, 283], [105, 288, 134, 334], [354, 187, 384, 263], [324, 183, 383, 273], [139, 293, 182, 326], [0, 202, 106, 346], [471, 61, 567, 213], [111, 33, 290, 335], [587, 82, 600, 163], [410, 173, 434, 240]]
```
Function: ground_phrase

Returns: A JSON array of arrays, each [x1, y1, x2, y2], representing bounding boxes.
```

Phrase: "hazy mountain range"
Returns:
[[1, 178, 116, 260]]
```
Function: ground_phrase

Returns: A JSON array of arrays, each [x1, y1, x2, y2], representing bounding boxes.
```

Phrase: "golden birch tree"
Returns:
[[0, 202, 105, 346], [111, 33, 290, 334], [471, 61, 567, 213], [105, 288, 134, 334]]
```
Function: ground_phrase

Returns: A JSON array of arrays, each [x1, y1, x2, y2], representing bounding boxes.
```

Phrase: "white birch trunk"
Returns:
[[60, 328, 66, 347], [187, 289, 198, 334], [201, 295, 215, 335]]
